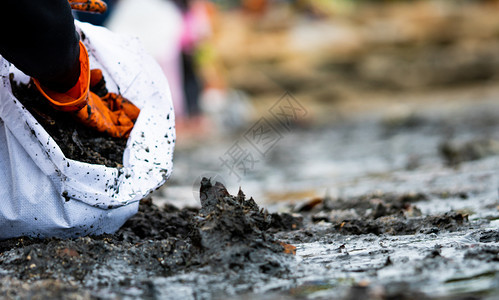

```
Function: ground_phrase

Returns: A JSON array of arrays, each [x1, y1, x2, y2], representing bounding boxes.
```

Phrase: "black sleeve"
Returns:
[[0, 0, 80, 92]]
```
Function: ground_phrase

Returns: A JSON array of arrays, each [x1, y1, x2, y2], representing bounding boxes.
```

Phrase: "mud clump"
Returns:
[[478, 230, 499, 243], [334, 212, 469, 236], [194, 178, 294, 274], [270, 212, 303, 232], [10, 81, 126, 167], [439, 138, 499, 167], [464, 245, 499, 262]]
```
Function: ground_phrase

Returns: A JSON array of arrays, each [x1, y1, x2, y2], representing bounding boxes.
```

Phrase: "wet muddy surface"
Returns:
[[2, 2, 499, 298], [1, 84, 497, 299], [157, 84, 499, 299], [0, 178, 296, 299]]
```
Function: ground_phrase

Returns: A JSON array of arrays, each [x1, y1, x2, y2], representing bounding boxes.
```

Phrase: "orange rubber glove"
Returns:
[[33, 41, 140, 138], [68, 0, 107, 14]]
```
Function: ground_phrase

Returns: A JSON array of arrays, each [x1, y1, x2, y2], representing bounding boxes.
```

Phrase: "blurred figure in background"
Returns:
[[241, 0, 268, 15], [106, 0, 186, 121], [106, 0, 254, 138], [186, 0, 258, 135], [106, 0, 215, 137], [173, 0, 213, 135]]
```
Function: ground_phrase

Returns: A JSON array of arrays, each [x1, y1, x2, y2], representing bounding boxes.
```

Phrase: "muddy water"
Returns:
[[1, 86, 499, 299]]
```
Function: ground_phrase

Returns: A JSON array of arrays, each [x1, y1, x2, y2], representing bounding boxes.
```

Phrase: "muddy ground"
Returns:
[[157, 83, 499, 299], [1, 84, 497, 299]]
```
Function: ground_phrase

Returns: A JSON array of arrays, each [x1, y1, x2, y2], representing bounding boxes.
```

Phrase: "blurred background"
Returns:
[[77, 0, 499, 210]]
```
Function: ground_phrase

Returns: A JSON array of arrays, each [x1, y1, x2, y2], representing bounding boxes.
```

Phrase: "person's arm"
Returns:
[[1, 0, 138, 138], [0, 0, 80, 92]]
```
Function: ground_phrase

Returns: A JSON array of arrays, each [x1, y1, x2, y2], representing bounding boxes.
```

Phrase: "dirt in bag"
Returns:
[[10, 80, 126, 168]]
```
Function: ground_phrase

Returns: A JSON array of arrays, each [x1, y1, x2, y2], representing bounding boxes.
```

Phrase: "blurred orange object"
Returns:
[[280, 241, 297, 255], [68, 0, 107, 14], [242, 0, 268, 15]]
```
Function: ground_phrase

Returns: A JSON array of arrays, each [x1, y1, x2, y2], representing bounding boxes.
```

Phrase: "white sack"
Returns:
[[0, 22, 176, 240]]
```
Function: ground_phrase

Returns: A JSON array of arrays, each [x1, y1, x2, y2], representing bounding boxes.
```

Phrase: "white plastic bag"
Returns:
[[0, 22, 175, 240]]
